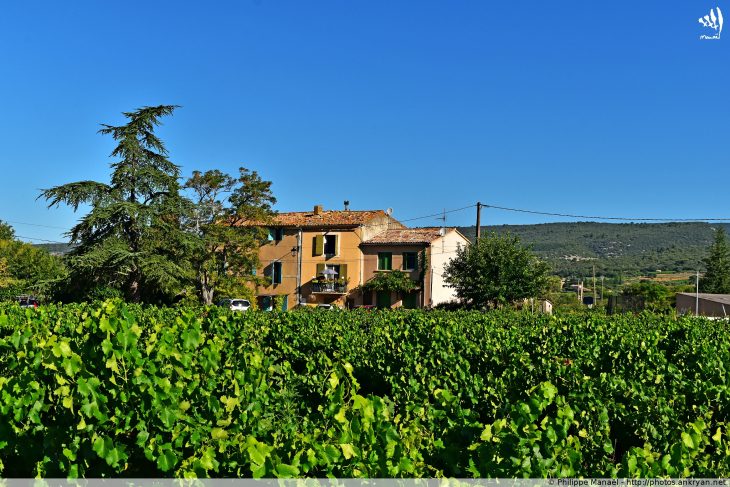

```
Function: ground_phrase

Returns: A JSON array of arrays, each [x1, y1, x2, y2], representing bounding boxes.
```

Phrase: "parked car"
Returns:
[[218, 298, 251, 312], [317, 303, 342, 310], [17, 295, 39, 308]]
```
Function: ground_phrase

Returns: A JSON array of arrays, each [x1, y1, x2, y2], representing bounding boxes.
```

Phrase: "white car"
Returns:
[[218, 299, 251, 312]]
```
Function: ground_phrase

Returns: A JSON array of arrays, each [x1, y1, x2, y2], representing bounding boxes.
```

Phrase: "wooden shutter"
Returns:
[[339, 264, 348, 282], [316, 263, 325, 278], [314, 235, 324, 256]]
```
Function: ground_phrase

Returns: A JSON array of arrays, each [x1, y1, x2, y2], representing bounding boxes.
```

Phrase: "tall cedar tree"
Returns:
[[184, 168, 276, 304], [444, 233, 550, 309], [41, 106, 188, 302], [700, 227, 730, 294]]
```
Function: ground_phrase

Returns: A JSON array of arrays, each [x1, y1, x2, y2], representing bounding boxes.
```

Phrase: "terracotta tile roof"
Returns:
[[264, 209, 390, 228], [363, 227, 452, 245]]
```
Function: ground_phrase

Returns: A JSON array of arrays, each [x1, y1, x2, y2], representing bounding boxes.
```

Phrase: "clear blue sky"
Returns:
[[1, 1, 728, 243]]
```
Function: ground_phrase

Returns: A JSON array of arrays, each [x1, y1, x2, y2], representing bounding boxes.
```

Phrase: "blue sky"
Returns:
[[1, 1, 728, 243]]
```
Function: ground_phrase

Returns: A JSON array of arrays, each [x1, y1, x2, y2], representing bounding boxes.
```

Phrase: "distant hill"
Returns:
[[34, 243, 73, 255], [457, 222, 730, 278]]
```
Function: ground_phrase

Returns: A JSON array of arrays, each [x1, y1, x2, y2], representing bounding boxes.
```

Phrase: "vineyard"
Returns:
[[1, 302, 729, 477]]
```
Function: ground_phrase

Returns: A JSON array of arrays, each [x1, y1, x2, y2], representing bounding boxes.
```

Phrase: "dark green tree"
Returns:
[[700, 227, 730, 294], [443, 233, 551, 309], [0, 221, 15, 241], [183, 168, 276, 305], [40, 106, 188, 303]]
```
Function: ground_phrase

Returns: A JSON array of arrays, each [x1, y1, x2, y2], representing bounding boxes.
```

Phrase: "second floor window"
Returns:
[[272, 261, 282, 284], [378, 252, 392, 271], [314, 234, 338, 256], [324, 235, 337, 255]]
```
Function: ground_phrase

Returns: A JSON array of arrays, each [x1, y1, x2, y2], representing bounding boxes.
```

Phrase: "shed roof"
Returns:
[[677, 293, 730, 305]]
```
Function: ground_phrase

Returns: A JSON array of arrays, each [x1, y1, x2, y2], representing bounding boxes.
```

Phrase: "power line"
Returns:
[[482, 204, 730, 222], [15, 235, 69, 244], [1, 219, 70, 230], [397, 204, 476, 224]]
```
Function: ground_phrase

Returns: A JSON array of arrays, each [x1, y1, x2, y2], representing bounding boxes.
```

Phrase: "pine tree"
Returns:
[[700, 228, 730, 294]]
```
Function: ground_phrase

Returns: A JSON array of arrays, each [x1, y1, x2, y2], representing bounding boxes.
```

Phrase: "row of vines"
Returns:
[[1, 302, 729, 477]]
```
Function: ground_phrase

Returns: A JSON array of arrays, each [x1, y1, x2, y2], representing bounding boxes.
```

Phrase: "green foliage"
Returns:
[[700, 228, 730, 294], [1, 304, 730, 477], [444, 233, 551, 308], [362, 270, 417, 294], [183, 168, 276, 305], [0, 223, 67, 301], [0, 221, 15, 241], [40, 106, 189, 303], [622, 281, 678, 313]]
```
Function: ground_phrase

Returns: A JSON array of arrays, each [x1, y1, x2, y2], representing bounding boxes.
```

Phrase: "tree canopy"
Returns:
[[443, 233, 550, 309], [183, 168, 276, 305], [40, 105, 188, 303]]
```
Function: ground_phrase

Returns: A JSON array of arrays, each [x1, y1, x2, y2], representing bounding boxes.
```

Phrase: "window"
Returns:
[[402, 252, 417, 271], [402, 292, 418, 309], [377, 252, 392, 271], [272, 261, 282, 284], [314, 234, 337, 256], [268, 228, 284, 242], [324, 234, 337, 255]]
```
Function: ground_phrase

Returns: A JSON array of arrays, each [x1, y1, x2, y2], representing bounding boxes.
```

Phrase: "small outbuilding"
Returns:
[[676, 293, 730, 318]]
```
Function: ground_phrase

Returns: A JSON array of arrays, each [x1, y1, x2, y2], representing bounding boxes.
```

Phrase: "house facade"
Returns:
[[253, 205, 401, 310], [251, 205, 468, 310], [360, 227, 469, 308]]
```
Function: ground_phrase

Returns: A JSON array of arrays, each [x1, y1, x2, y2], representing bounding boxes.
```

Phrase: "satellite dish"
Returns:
[[439, 228, 446, 236], [385, 208, 393, 215]]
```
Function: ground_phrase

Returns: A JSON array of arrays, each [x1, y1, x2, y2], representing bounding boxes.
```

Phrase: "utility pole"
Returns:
[[696, 270, 700, 317], [601, 275, 605, 302], [593, 265, 597, 306], [475, 202, 482, 240]]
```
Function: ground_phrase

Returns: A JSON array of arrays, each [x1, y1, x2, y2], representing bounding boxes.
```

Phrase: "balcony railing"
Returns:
[[311, 282, 347, 294]]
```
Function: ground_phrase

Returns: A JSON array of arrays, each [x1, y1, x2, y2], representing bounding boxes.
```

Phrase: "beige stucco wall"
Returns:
[[256, 229, 300, 309], [429, 230, 470, 307], [299, 227, 364, 307]]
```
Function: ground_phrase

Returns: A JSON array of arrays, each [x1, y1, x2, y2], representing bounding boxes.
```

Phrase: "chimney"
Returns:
[[344, 200, 350, 211], [313, 204, 323, 216]]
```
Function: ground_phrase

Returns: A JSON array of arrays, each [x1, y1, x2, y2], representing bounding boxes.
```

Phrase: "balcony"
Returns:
[[311, 281, 347, 294]]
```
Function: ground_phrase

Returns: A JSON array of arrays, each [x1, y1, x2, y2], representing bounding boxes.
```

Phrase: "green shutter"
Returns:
[[314, 235, 324, 256], [378, 252, 392, 271], [339, 264, 348, 282], [316, 263, 325, 278]]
